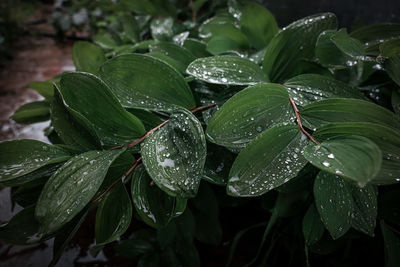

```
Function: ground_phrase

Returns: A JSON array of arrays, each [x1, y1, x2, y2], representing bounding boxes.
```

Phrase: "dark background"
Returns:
[[262, 0, 400, 28]]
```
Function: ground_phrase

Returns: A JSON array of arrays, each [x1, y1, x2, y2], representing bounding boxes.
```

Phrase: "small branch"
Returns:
[[190, 103, 217, 113], [189, 0, 196, 23], [91, 157, 142, 203], [289, 98, 319, 144]]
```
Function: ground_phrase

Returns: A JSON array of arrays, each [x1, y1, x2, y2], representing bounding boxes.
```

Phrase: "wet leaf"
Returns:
[[95, 181, 132, 245], [72, 41, 106, 75], [300, 98, 400, 130], [141, 109, 206, 198], [263, 13, 337, 82], [385, 55, 400, 87], [149, 42, 196, 69], [0, 140, 71, 186], [239, 2, 278, 49], [150, 17, 174, 41], [187, 55, 269, 85], [203, 22, 249, 49], [11, 100, 50, 124], [206, 83, 295, 149], [316, 30, 352, 67], [380, 38, 400, 57], [302, 204, 325, 246], [35, 149, 125, 234], [313, 122, 400, 184], [331, 28, 365, 59], [99, 54, 195, 111], [147, 51, 187, 74], [58, 72, 146, 148], [131, 165, 186, 229], [304, 135, 382, 186], [183, 38, 210, 58], [283, 74, 365, 106], [227, 123, 309, 197], [314, 171, 377, 239], [121, 15, 140, 43], [350, 23, 400, 55], [206, 36, 241, 55]]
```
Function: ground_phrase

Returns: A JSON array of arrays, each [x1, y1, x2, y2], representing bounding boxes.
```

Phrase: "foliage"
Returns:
[[2, 0, 400, 266]]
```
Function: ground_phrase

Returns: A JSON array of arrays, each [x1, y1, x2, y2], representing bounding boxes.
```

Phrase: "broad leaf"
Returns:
[[304, 135, 382, 186], [206, 36, 241, 55], [263, 13, 337, 82], [283, 74, 365, 106], [99, 53, 195, 111], [227, 123, 309, 197], [0, 140, 71, 186], [72, 41, 106, 74], [331, 28, 365, 59], [121, 15, 140, 43], [131, 165, 186, 229], [202, 22, 249, 49], [27, 81, 54, 99], [58, 72, 146, 148], [50, 89, 97, 150], [316, 30, 352, 67], [313, 122, 400, 184], [350, 23, 400, 55], [314, 171, 377, 239], [380, 38, 400, 57], [186, 55, 269, 85], [149, 42, 196, 68], [302, 204, 325, 246], [300, 98, 400, 130], [35, 149, 125, 234], [147, 51, 187, 74], [11, 101, 50, 124], [239, 2, 278, 49], [385, 55, 400, 87], [206, 83, 295, 149], [141, 110, 206, 198], [95, 181, 132, 245], [183, 38, 210, 58]]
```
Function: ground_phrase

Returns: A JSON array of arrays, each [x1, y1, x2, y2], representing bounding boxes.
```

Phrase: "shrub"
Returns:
[[1, 0, 400, 266]]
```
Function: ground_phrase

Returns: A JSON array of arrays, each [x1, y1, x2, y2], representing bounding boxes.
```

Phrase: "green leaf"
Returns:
[[27, 81, 54, 99], [313, 122, 400, 184], [331, 28, 365, 59], [314, 171, 377, 239], [227, 123, 309, 197], [385, 55, 400, 87], [316, 30, 352, 67], [49, 209, 88, 267], [186, 55, 269, 85], [381, 220, 400, 267], [263, 13, 337, 82], [302, 204, 325, 246], [350, 23, 400, 55], [12, 177, 47, 207], [147, 51, 187, 74], [206, 36, 241, 55], [150, 17, 174, 41], [50, 89, 97, 150], [0, 206, 43, 245], [58, 72, 146, 148], [149, 42, 196, 69], [304, 135, 382, 186], [283, 74, 365, 106], [313, 171, 353, 239], [204, 22, 249, 48], [11, 100, 50, 124], [141, 109, 206, 198], [206, 83, 295, 149], [183, 38, 210, 58], [121, 15, 140, 43], [95, 181, 132, 245], [239, 2, 278, 49], [99, 54, 195, 111], [300, 98, 400, 130], [392, 90, 400, 114], [0, 139, 71, 186], [35, 149, 125, 234], [380, 38, 400, 57], [72, 41, 106, 75], [131, 165, 186, 229]]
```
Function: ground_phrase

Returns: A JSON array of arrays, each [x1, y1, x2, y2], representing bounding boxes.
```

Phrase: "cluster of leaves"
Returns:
[[1, 0, 400, 266]]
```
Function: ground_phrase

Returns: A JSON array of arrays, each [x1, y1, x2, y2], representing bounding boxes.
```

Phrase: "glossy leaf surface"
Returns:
[[227, 123, 309, 197], [141, 110, 206, 198], [11, 101, 50, 124], [206, 83, 295, 149], [187, 55, 268, 85], [72, 41, 106, 74], [35, 149, 124, 234]]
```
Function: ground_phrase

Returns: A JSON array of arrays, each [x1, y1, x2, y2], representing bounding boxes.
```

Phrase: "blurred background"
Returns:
[[0, 0, 399, 266]]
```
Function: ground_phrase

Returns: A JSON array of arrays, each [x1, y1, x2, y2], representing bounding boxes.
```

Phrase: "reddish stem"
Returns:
[[289, 98, 319, 145], [91, 157, 142, 203], [190, 103, 217, 113]]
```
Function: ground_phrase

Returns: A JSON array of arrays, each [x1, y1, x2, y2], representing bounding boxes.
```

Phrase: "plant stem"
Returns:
[[91, 157, 142, 203], [189, 0, 196, 23], [289, 98, 319, 144]]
